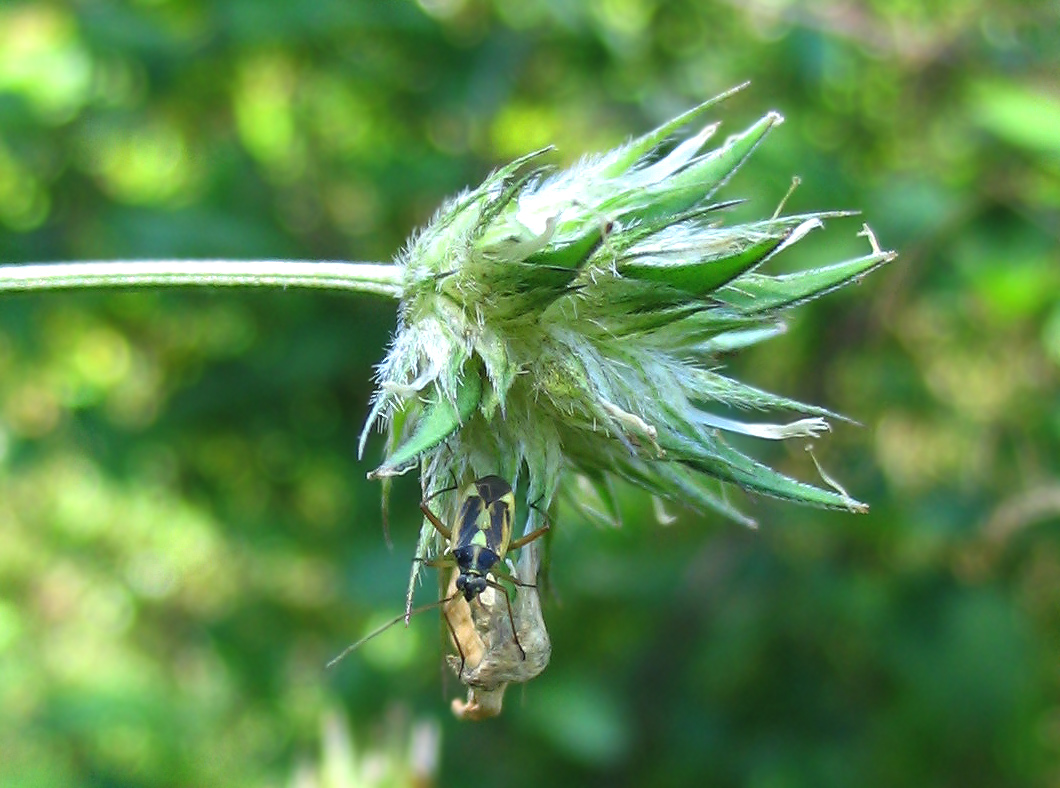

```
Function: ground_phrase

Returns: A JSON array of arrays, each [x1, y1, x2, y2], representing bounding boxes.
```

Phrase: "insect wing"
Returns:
[[475, 476, 516, 556], [489, 494, 514, 556], [452, 477, 514, 555], [452, 487, 487, 551]]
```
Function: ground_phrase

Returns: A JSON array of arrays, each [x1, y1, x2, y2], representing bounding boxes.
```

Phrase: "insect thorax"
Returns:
[[452, 544, 500, 578]]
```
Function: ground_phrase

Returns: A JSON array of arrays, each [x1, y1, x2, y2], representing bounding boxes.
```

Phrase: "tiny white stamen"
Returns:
[[772, 176, 801, 220], [600, 400, 663, 455], [806, 445, 867, 512], [858, 222, 883, 255], [653, 496, 678, 526]]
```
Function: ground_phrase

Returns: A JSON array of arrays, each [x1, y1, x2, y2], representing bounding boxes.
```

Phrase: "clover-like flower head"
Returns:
[[362, 87, 891, 527], [358, 88, 894, 713]]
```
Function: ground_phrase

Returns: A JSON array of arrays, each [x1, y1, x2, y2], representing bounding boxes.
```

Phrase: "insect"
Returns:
[[327, 475, 550, 675]]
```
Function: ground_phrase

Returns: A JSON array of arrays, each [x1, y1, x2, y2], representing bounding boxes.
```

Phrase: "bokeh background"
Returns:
[[1, 1, 1058, 786]]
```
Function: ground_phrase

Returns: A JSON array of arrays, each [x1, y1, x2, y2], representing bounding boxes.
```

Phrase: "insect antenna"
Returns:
[[326, 592, 460, 669]]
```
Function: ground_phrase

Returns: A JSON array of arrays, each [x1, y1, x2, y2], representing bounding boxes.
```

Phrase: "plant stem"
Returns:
[[0, 260, 403, 298]]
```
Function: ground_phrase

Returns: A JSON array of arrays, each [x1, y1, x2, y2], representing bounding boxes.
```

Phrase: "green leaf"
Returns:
[[620, 234, 784, 296], [717, 250, 895, 314], [607, 199, 745, 254], [601, 304, 702, 337], [682, 112, 782, 200], [476, 324, 517, 418], [370, 368, 483, 477], [475, 262, 580, 312], [692, 323, 787, 353], [474, 150, 554, 235], [572, 276, 689, 314], [619, 215, 835, 297], [672, 432, 867, 512], [690, 369, 847, 420], [621, 112, 781, 226], [646, 306, 763, 344], [527, 222, 605, 269], [600, 83, 750, 178], [609, 454, 757, 527]]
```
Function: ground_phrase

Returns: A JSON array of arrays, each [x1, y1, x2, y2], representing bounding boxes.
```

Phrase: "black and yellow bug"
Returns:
[[327, 475, 550, 673], [420, 475, 550, 667]]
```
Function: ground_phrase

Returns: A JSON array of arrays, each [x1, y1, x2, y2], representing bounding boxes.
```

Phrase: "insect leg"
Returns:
[[508, 520, 550, 550], [510, 497, 552, 550], [486, 578, 526, 661], [440, 597, 468, 679], [419, 500, 453, 541], [490, 564, 536, 589], [416, 555, 455, 570], [421, 482, 460, 506], [419, 479, 462, 540]]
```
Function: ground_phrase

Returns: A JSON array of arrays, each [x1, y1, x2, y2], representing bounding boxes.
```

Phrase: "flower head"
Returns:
[[358, 87, 894, 710], [363, 88, 891, 515]]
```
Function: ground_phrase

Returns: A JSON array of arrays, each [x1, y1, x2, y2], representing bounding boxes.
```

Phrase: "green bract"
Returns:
[[359, 88, 894, 597]]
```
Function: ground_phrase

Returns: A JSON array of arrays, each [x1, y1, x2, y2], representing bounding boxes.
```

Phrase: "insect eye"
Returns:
[[469, 577, 487, 596], [455, 575, 467, 591]]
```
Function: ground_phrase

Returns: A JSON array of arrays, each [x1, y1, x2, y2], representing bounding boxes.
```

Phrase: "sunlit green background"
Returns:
[[0, 1, 1058, 785]]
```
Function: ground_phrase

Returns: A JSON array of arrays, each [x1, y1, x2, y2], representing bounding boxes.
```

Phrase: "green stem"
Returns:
[[0, 259, 403, 298]]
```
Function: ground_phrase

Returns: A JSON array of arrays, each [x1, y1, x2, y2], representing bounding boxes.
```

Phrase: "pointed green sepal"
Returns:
[[691, 369, 847, 421], [601, 83, 750, 178], [527, 222, 605, 270], [677, 432, 868, 512], [624, 112, 781, 227], [620, 234, 783, 296], [693, 323, 787, 354], [719, 249, 896, 314], [369, 367, 483, 478]]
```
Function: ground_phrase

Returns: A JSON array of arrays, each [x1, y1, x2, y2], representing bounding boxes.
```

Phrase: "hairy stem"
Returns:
[[0, 259, 403, 298]]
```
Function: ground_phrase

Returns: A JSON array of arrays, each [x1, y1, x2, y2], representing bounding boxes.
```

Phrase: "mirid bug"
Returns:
[[327, 475, 550, 677]]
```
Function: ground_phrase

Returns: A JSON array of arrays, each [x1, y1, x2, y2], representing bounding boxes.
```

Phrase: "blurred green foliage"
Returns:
[[0, 0, 1058, 786]]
